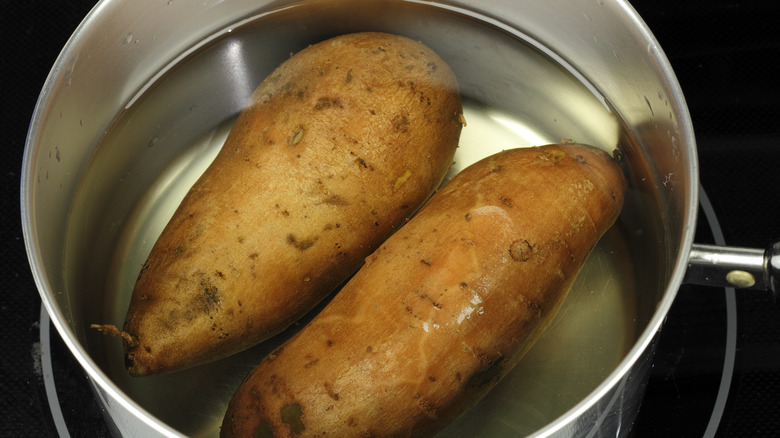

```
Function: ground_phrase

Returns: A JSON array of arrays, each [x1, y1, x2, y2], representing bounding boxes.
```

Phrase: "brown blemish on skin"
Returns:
[[314, 97, 341, 110], [536, 149, 566, 165], [324, 194, 349, 206], [253, 421, 275, 438], [324, 382, 340, 401], [392, 114, 410, 133], [196, 276, 220, 314], [414, 393, 438, 419], [287, 234, 317, 251], [518, 294, 542, 318], [281, 403, 305, 434], [509, 240, 533, 262], [499, 196, 514, 208], [355, 157, 373, 170], [419, 292, 442, 309], [527, 300, 542, 317]]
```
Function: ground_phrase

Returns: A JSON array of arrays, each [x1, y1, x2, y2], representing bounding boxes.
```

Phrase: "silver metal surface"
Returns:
[[21, 0, 706, 436], [686, 244, 765, 289]]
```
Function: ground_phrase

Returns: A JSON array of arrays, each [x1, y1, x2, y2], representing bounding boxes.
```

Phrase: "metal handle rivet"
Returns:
[[726, 270, 756, 288]]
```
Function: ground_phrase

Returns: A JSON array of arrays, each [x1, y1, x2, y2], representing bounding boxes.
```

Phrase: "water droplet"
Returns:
[[148, 136, 159, 148], [123, 32, 134, 45]]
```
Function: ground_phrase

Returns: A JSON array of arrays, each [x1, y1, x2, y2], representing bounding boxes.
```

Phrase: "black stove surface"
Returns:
[[2, 0, 778, 436]]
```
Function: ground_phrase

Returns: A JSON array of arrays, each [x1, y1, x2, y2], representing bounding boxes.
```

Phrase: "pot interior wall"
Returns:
[[26, 0, 691, 436]]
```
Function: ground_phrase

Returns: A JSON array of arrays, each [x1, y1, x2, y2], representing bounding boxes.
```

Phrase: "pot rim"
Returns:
[[20, 0, 700, 436]]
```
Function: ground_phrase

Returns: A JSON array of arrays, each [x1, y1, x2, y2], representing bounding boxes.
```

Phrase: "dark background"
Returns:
[[2, 0, 778, 436]]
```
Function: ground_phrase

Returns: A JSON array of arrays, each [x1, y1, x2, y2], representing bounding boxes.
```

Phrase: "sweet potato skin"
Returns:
[[122, 32, 462, 376], [220, 143, 626, 437]]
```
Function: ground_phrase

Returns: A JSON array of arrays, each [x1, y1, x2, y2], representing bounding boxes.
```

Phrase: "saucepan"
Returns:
[[21, 0, 778, 436]]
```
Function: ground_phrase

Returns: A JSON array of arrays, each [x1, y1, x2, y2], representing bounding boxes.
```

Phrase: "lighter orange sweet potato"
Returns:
[[220, 143, 626, 437], [117, 32, 462, 376]]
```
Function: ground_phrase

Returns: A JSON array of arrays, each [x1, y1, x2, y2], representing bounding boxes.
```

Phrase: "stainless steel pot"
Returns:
[[21, 0, 778, 436]]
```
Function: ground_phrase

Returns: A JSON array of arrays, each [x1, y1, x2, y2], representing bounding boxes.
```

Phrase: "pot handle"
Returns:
[[684, 241, 779, 302]]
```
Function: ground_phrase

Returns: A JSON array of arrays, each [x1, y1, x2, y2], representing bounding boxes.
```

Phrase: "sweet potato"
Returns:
[[220, 143, 626, 437], [116, 32, 463, 376]]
